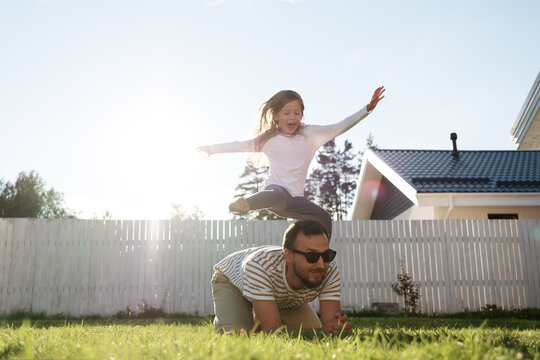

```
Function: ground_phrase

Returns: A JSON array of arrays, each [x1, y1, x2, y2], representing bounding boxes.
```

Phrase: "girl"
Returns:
[[197, 86, 385, 237]]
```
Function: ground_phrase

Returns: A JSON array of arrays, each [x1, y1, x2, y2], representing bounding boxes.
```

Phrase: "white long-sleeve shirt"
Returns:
[[208, 106, 371, 197]]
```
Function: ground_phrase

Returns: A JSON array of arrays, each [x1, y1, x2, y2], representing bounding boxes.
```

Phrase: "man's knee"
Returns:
[[214, 319, 253, 334], [212, 272, 254, 332]]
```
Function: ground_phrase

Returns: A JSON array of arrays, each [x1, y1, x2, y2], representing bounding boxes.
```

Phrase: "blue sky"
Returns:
[[1, 0, 539, 220]]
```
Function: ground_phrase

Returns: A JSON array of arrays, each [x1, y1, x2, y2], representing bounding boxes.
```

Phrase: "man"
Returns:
[[211, 219, 351, 334]]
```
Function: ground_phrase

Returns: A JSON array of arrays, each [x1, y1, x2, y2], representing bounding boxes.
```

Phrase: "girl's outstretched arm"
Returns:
[[196, 145, 212, 155], [366, 86, 385, 112], [308, 86, 385, 146], [195, 139, 257, 156]]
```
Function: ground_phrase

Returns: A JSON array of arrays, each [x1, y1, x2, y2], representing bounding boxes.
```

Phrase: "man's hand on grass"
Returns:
[[321, 312, 352, 335]]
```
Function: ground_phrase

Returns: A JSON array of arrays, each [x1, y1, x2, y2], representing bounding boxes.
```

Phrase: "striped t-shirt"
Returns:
[[213, 245, 341, 309]]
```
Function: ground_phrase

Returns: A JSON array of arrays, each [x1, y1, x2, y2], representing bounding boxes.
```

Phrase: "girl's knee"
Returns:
[[266, 186, 289, 208], [271, 188, 288, 202]]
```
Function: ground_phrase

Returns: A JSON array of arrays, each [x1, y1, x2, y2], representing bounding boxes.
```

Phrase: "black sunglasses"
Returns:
[[288, 248, 337, 263]]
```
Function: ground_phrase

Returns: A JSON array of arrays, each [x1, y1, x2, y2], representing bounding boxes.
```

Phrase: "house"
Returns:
[[511, 71, 540, 150], [350, 144, 540, 220], [351, 71, 540, 220]]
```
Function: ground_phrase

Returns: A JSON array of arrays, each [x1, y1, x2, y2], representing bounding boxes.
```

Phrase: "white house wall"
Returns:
[[441, 206, 540, 219], [394, 205, 540, 220], [417, 193, 540, 207], [394, 206, 434, 220]]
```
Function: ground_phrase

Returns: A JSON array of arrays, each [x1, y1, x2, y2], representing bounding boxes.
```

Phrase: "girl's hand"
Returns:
[[196, 145, 211, 156], [366, 86, 385, 112]]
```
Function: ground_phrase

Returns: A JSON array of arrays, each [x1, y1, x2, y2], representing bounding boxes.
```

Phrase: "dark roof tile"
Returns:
[[372, 149, 540, 193]]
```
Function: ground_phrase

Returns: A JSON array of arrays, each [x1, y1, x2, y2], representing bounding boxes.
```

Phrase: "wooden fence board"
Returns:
[[522, 221, 540, 307], [529, 220, 540, 308], [496, 220, 509, 309], [10, 219, 24, 312]]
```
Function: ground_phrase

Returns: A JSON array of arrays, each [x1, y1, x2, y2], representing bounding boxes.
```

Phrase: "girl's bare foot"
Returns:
[[228, 197, 250, 213]]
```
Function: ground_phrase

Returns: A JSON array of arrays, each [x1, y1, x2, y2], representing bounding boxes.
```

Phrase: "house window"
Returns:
[[488, 214, 518, 220]]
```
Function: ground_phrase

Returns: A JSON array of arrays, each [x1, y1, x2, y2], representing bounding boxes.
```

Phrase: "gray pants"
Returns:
[[211, 272, 321, 332], [245, 185, 333, 238]]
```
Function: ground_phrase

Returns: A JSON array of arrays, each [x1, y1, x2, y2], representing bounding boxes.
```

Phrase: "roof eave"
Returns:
[[351, 149, 419, 219], [511, 71, 540, 146], [364, 149, 419, 205]]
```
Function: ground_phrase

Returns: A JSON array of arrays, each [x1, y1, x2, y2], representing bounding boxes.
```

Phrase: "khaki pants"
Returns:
[[211, 271, 321, 332]]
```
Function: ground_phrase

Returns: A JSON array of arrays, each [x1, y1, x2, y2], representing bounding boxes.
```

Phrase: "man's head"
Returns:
[[282, 220, 330, 249], [283, 220, 335, 289]]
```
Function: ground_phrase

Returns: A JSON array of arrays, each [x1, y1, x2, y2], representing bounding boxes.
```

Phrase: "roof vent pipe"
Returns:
[[450, 133, 458, 157]]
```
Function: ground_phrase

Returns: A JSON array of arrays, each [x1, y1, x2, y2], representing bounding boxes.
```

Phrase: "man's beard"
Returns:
[[292, 260, 326, 289]]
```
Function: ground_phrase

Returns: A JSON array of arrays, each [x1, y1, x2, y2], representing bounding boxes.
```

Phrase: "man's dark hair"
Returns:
[[282, 220, 329, 249]]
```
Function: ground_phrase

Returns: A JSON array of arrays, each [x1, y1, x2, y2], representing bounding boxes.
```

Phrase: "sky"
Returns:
[[1, 0, 539, 220]]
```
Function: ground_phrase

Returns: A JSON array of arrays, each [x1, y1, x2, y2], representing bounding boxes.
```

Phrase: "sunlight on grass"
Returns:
[[0, 317, 538, 359]]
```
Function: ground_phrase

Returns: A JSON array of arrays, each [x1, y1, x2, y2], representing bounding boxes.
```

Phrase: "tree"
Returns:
[[0, 171, 75, 218], [357, 133, 378, 171], [305, 139, 359, 220], [233, 162, 280, 220], [170, 203, 204, 220], [306, 135, 378, 220]]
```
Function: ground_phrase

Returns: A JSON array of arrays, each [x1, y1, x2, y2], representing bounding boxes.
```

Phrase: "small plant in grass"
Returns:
[[391, 260, 421, 316], [480, 304, 505, 319], [114, 300, 166, 319]]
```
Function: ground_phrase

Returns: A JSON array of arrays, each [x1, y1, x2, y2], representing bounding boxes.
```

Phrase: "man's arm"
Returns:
[[319, 300, 351, 335], [252, 300, 283, 333]]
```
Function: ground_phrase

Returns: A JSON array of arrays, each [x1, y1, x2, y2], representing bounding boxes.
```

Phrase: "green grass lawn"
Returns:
[[1, 316, 539, 359]]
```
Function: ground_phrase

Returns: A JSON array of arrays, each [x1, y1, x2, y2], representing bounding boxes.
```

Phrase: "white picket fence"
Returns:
[[0, 219, 539, 317]]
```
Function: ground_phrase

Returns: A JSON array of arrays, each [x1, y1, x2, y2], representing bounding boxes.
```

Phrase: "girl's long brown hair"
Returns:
[[252, 90, 305, 151]]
